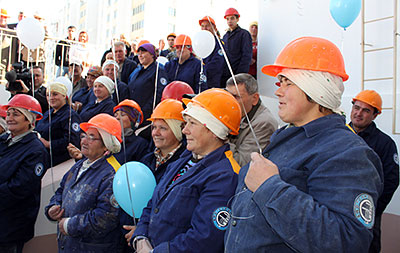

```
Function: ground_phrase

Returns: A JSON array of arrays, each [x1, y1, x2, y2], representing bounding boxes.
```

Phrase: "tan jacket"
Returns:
[[229, 102, 278, 167]]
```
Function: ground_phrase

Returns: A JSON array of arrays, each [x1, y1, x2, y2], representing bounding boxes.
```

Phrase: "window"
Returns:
[[168, 7, 176, 17], [114, 10, 117, 18], [107, 14, 110, 22], [132, 3, 145, 16]]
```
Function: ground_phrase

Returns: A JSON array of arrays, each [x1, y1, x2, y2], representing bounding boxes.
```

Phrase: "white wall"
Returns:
[[258, 0, 400, 215]]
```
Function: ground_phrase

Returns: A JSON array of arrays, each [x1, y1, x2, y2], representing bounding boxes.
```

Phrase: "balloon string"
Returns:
[[174, 36, 188, 83], [341, 29, 345, 53], [206, 16, 262, 154], [199, 58, 204, 93], [153, 62, 159, 110], [47, 89, 55, 193], [29, 50, 35, 97]]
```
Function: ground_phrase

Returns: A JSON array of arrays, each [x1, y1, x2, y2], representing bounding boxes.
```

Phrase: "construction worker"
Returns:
[[224, 37, 383, 252], [160, 33, 176, 59], [349, 90, 399, 253]]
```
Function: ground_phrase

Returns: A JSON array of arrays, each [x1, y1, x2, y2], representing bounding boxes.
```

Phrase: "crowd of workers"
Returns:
[[0, 6, 398, 253]]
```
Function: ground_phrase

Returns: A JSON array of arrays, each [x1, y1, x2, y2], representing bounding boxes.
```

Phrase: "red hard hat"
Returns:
[[224, 8, 240, 19], [2, 94, 43, 120], [162, 81, 194, 102], [0, 106, 7, 118]]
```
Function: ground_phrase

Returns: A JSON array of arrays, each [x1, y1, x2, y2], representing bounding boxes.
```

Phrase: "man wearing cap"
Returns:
[[224, 37, 382, 252], [199, 16, 225, 88], [221, 8, 252, 87], [55, 25, 76, 77], [113, 41, 137, 84], [349, 90, 399, 253], [128, 43, 169, 141], [69, 60, 87, 97], [160, 33, 176, 59], [226, 73, 278, 167]]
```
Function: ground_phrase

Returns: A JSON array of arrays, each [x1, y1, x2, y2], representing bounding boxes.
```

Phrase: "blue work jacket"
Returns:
[[165, 55, 207, 93], [79, 96, 115, 122], [121, 58, 137, 84], [128, 62, 168, 123], [114, 132, 149, 165], [45, 155, 120, 253], [222, 25, 252, 75], [72, 87, 95, 111], [204, 37, 225, 88], [133, 144, 238, 252], [224, 114, 383, 252], [0, 132, 49, 244], [112, 79, 130, 105], [35, 104, 81, 166]]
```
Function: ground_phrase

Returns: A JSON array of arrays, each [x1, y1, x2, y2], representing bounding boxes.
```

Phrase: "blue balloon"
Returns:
[[113, 161, 156, 218], [329, 0, 361, 29]]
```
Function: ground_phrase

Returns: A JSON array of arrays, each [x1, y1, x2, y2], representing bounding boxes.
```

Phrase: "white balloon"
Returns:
[[52, 76, 73, 97], [156, 56, 169, 66], [192, 30, 215, 59], [16, 17, 45, 49]]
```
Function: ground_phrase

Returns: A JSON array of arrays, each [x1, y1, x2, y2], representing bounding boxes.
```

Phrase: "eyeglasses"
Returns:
[[80, 133, 102, 142]]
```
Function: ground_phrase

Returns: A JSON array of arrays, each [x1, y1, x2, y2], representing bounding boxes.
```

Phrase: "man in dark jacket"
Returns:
[[221, 8, 252, 87], [349, 90, 399, 253], [55, 26, 76, 77], [114, 41, 137, 84]]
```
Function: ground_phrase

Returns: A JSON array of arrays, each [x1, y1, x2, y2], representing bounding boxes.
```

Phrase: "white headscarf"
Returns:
[[96, 127, 121, 153], [183, 103, 230, 140], [278, 68, 344, 114], [94, 76, 115, 95], [10, 107, 36, 128], [164, 119, 183, 142], [102, 60, 120, 71]]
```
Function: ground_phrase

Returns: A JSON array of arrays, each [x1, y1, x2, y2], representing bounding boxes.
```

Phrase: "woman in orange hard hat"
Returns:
[[225, 37, 383, 252], [45, 113, 122, 252], [130, 88, 240, 252], [164, 34, 208, 93]]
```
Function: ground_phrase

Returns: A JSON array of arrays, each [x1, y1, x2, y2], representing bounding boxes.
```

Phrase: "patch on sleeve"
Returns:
[[394, 153, 399, 165], [353, 193, 375, 229], [200, 73, 207, 82], [72, 122, 80, 132], [212, 207, 231, 230], [110, 194, 119, 208], [218, 49, 223, 56], [160, 77, 167, 85], [34, 163, 44, 177]]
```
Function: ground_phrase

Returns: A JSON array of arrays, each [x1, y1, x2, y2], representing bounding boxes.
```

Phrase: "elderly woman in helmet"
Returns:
[[35, 79, 81, 166], [80, 75, 116, 122], [0, 94, 49, 252], [113, 99, 149, 164], [45, 113, 122, 252], [224, 37, 383, 252], [164, 34, 208, 93], [131, 88, 240, 252]]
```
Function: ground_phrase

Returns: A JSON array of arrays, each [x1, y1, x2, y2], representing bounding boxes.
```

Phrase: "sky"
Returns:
[[1, 0, 60, 23]]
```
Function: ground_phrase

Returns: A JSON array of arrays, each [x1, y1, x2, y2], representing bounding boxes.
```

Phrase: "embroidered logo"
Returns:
[[394, 153, 399, 165], [200, 73, 207, 82], [218, 49, 223, 56], [353, 193, 375, 229], [160, 78, 167, 85], [35, 163, 44, 177], [110, 194, 119, 208], [212, 207, 231, 230], [72, 122, 80, 132]]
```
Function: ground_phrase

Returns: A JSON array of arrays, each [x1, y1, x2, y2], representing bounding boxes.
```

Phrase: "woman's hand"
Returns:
[[67, 143, 83, 160], [40, 138, 50, 148], [123, 225, 136, 246], [48, 205, 64, 221]]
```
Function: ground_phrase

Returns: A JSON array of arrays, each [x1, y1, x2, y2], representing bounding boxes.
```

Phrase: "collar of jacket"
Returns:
[[293, 113, 346, 138], [242, 99, 261, 126], [348, 121, 376, 137]]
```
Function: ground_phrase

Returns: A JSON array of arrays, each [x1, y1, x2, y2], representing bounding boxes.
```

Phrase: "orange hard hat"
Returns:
[[182, 88, 241, 135], [199, 16, 216, 26], [137, 40, 150, 52], [80, 113, 122, 142], [224, 8, 240, 19], [162, 81, 194, 102], [353, 90, 382, 114], [262, 37, 349, 81], [0, 106, 7, 118], [113, 99, 144, 125], [167, 33, 176, 39], [174, 34, 192, 47], [148, 99, 184, 122], [2, 94, 43, 120], [0, 9, 9, 18]]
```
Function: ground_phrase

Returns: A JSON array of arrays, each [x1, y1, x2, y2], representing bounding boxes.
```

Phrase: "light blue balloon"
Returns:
[[113, 161, 156, 218], [329, 0, 362, 29]]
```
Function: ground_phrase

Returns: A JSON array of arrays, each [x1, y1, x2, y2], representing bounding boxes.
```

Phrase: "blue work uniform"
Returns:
[[349, 121, 399, 253], [164, 55, 207, 93], [35, 104, 81, 166], [133, 144, 239, 252], [224, 114, 383, 252], [79, 96, 116, 122], [128, 62, 168, 124], [203, 37, 225, 88], [121, 58, 137, 84], [72, 87, 96, 112], [114, 132, 149, 165], [45, 155, 120, 253], [0, 132, 49, 245], [221, 25, 252, 86], [112, 80, 130, 105]]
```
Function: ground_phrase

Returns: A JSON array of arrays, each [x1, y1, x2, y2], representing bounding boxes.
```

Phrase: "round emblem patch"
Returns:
[[160, 77, 167, 85], [218, 49, 223, 56], [200, 73, 207, 82], [35, 163, 44, 177], [353, 193, 375, 229], [212, 207, 231, 230], [110, 194, 119, 208], [72, 122, 80, 132], [394, 153, 399, 165]]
